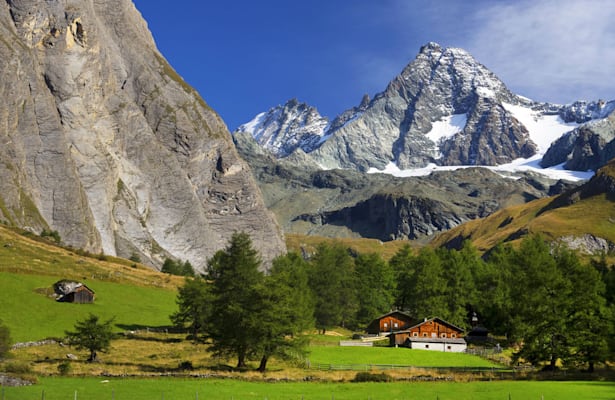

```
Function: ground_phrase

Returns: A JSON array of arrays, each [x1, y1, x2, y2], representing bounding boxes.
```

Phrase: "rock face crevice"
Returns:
[[0, 0, 285, 270]]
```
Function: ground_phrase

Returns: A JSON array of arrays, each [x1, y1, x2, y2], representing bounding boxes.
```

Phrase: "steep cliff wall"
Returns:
[[0, 0, 285, 270]]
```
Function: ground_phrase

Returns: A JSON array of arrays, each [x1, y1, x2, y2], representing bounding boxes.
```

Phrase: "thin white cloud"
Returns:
[[468, 0, 615, 103], [350, 0, 615, 105]]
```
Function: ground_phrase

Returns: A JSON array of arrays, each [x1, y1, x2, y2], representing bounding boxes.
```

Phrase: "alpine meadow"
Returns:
[[1, 1, 614, 399]]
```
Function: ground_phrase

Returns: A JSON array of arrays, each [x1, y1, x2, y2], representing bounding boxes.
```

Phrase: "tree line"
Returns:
[[172, 232, 615, 372]]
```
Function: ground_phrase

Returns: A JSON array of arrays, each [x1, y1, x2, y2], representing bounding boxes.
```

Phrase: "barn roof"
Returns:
[[407, 317, 465, 333], [371, 310, 413, 321], [366, 310, 414, 332]]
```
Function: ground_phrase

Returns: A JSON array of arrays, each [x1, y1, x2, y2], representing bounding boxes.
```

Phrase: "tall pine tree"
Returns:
[[206, 232, 263, 368]]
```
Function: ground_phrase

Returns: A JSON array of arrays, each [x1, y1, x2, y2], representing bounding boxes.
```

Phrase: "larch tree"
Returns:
[[308, 243, 358, 333], [171, 276, 211, 341], [253, 252, 314, 372], [65, 314, 115, 362], [206, 231, 264, 368], [355, 253, 395, 328]]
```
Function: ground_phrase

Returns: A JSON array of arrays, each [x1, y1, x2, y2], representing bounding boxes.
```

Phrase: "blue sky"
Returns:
[[133, 0, 615, 131]]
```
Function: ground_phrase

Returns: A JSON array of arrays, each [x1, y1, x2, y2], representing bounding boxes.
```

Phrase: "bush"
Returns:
[[161, 258, 195, 277], [57, 361, 72, 375], [352, 372, 391, 382], [40, 229, 61, 244], [178, 360, 194, 371]]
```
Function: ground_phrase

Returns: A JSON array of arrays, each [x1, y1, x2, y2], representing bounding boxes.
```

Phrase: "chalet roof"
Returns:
[[407, 317, 465, 333], [371, 310, 413, 321], [366, 310, 414, 333], [53, 280, 95, 297]]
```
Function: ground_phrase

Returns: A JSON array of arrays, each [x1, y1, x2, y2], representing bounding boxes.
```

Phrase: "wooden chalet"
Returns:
[[388, 317, 467, 352], [53, 280, 95, 304], [366, 311, 413, 335]]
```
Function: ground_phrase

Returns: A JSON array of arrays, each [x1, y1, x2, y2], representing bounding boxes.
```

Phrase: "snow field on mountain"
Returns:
[[425, 113, 468, 154], [367, 102, 597, 182], [501, 103, 579, 152]]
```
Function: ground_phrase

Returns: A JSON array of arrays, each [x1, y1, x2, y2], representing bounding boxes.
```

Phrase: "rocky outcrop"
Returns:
[[541, 112, 615, 171], [0, 0, 285, 270], [557, 234, 615, 255], [439, 97, 536, 165]]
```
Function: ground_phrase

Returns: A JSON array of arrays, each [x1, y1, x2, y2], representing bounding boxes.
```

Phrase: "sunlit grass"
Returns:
[[3, 377, 614, 400]]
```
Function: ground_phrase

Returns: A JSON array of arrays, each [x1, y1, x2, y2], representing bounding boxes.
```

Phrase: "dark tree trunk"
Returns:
[[257, 355, 269, 373], [236, 351, 247, 369], [88, 350, 97, 362]]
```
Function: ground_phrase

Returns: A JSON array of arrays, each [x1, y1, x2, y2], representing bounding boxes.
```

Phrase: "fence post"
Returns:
[[74, 390, 77, 400], [41, 389, 45, 400]]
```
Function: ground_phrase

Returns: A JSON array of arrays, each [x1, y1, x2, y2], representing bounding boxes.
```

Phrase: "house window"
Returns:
[[441, 333, 447, 338], [412, 332, 418, 337], [394, 322, 398, 328], [431, 332, 437, 338], [383, 323, 388, 328], [425, 345, 429, 349], [447, 346, 452, 350], [423, 332, 427, 337], [451, 333, 456, 338]]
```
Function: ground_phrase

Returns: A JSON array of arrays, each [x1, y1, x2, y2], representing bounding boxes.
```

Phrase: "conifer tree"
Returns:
[[65, 314, 114, 362], [206, 232, 263, 368]]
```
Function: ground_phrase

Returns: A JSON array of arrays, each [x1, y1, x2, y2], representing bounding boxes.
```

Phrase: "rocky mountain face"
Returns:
[[234, 98, 329, 158], [0, 0, 285, 271], [234, 42, 615, 242], [541, 103, 615, 171], [234, 131, 578, 241], [237, 43, 615, 174]]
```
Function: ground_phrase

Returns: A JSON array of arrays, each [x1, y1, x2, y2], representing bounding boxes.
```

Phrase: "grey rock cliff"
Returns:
[[541, 108, 615, 171], [0, 0, 285, 270]]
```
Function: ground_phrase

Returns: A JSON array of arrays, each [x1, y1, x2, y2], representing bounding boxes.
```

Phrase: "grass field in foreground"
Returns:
[[2, 378, 614, 400], [307, 346, 500, 368], [0, 272, 177, 342]]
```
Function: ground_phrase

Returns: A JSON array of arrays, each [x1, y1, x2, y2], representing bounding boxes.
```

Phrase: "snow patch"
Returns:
[[426, 113, 467, 147], [367, 156, 593, 182], [476, 86, 495, 99], [502, 102, 578, 153]]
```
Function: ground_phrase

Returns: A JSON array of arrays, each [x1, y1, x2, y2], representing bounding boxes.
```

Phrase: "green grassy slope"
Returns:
[[307, 346, 499, 367], [0, 272, 177, 342], [0, 225, 182, 342]]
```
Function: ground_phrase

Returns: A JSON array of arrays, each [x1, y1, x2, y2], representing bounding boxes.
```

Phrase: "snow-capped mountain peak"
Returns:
[[234, 99, 329, 158], [235, 43, 615, 178]]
